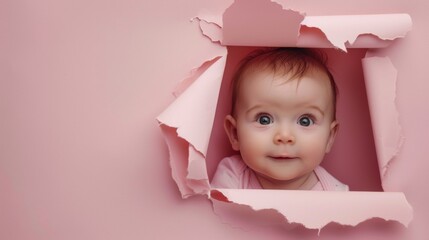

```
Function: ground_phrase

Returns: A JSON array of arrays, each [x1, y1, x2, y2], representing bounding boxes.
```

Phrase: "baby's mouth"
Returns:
[[268, 155, 296, 161]]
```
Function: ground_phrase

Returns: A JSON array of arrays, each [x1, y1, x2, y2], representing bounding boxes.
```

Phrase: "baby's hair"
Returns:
[[230, 47, 338, 119]]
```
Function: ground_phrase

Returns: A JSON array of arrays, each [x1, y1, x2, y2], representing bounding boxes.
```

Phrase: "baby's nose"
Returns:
[[273, 126, 295, 144]]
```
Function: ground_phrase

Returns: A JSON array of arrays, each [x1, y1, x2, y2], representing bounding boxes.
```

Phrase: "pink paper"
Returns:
[[362, 57, 405, 186], [158, 56, 226, 197], [200, 0, 412, 50], [193, 17, 222, 44], [210, 189, 412, 230], [300, 14, 412, 50], [222, 0, 304, 47], [157, 0, 413, 231]]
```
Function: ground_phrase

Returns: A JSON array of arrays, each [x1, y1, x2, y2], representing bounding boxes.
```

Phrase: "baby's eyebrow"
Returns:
[[304, 105, 325, 116], [244, 104, 326, 116], [245, 104, 265, 114]]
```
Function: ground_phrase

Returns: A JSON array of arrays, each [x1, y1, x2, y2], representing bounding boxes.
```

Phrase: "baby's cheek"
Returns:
[[301, 136, 327, 156], [241, 138, 260, 154], [241, 136, 265, 157], [238, 126, 262, 144]]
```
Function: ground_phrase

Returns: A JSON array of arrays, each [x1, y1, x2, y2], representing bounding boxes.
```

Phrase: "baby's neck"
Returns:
[[256, 171, 318, 190]]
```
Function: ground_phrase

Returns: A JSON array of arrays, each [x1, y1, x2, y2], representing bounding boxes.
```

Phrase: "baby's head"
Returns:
[[224, 48, 339, 190], [231, 48, 338, 119]]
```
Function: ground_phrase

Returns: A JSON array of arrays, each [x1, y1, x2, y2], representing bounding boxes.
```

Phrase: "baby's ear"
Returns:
[[325, 121, 339, 153], [224, 115, 240, 151]]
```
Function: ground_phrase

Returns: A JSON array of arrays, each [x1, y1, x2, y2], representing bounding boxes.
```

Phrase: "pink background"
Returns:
[[1, 0, 428, 239]]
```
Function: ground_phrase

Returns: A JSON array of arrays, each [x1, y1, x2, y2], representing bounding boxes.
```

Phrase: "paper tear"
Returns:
[[157, 56, 226, 197], [158, 56, 226, 156], [362, 57, 405, 185], [296, 26, 393, 49], [159, 124, 195, 198], [192, 17, 223, 43], [301, 14, 412, 51], [210, 189, 413, 231], [187, 145, 209, 180], [196, 4, 231, 27], [222, 0, 304, 46], [173, 56, 222, 97], [295, 25, 332, 48], [220, 0, 412, 50]]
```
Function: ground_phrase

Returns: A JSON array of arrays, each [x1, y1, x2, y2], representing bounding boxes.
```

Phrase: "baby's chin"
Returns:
[[255, 170, 317, 190]]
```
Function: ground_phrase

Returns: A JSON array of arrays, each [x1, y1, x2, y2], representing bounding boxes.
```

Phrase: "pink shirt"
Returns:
[[211, 155, 349, 191]]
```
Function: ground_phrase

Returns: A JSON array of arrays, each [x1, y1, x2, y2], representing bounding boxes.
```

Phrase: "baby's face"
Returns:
[[227, 69, 337, 189]]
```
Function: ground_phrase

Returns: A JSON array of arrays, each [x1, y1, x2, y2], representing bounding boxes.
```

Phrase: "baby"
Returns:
[[211, 48, 348, 191]]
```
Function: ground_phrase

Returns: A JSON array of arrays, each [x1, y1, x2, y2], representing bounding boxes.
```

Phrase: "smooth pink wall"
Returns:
[[1, 0, 428, 239]]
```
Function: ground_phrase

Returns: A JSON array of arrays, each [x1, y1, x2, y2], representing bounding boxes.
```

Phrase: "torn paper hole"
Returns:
[[157, 0, 413, 232], [205, 47, 412, 230]]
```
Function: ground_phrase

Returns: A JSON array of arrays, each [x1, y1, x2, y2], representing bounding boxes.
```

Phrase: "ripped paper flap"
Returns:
[[210, 189, 413, 230], [219, 0, 412, 51], [362, 57, 405, 186], [299, 14, 412, 50], [158, 56, 226, 197]]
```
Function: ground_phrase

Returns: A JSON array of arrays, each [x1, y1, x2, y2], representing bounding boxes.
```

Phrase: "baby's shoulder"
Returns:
[[217, 155, 247, 172], [315, 166, 349, 191], [211, 155, 248, 189]]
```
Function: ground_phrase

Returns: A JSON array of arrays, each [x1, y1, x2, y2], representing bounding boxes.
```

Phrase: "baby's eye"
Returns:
[[297, 115, 314, 127], [257, 114, 273, 125]]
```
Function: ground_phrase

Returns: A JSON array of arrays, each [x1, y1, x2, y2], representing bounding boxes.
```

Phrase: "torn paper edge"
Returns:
[[221, 0, 304, 47], [157, 56, 227, 156], [196, 5, 229, 27], [173, 56, 223, 97], [211, 0, 412, 51], [300, 14, 413, 51], [192, 17, 223, 44], [157, 55, 227, 198], [361, 56, 405, 187], [210, 189, 413, 231]]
